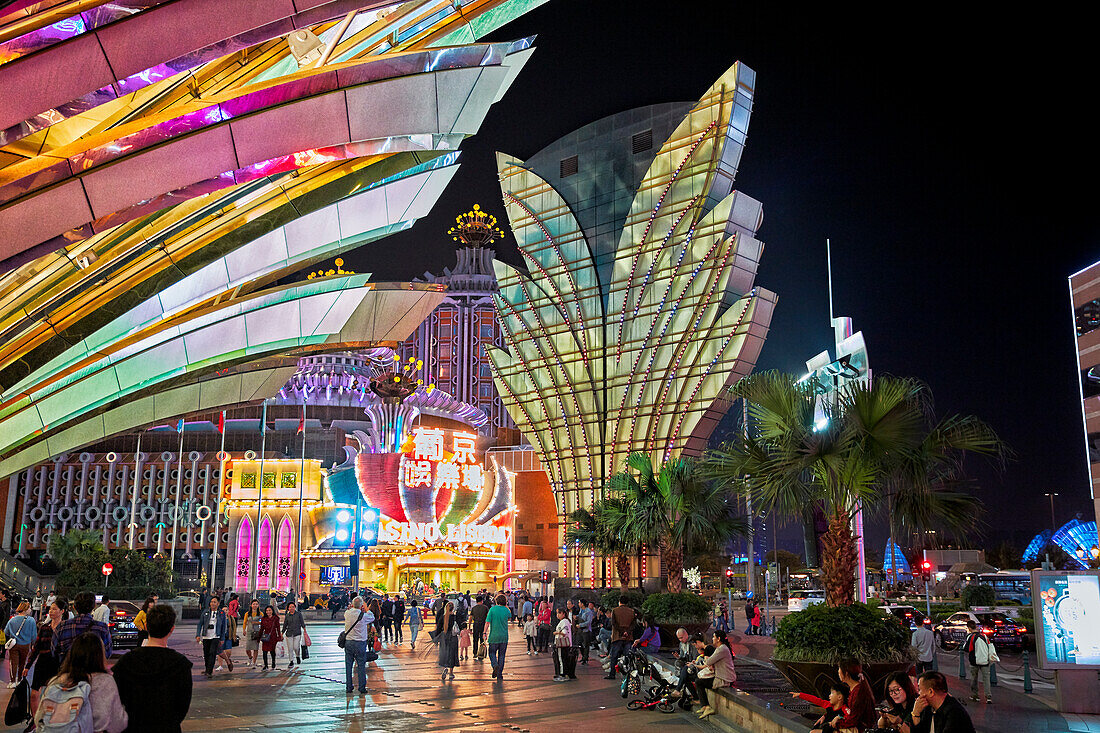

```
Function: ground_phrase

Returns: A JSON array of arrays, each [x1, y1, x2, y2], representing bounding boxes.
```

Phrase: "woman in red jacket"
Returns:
[[826, 659, 876, 731], [259, 605, 283, 671]]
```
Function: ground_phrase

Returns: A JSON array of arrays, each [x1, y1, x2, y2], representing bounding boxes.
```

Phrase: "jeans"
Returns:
[[696, 676, 715, 706], [472, 622, 486, 656], [676, 664, 692, 691], [577, 630, 590, 662], [202, 639, 221, 675], [597, 627, 611, 653], [488, 641, 507, 672], [345, 639, 368, 691], [971, 663, 991, 699], [393, 618, 404, 642], [607, 640, 630, 677], [379, 619, 392, 643], [410, 623, 419, 647]]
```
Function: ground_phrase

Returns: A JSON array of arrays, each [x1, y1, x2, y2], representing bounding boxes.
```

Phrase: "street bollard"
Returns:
[[932, 651, 939, 672], [958, 647, 967, 680], [989, 660, 997, 686], [1022, 650, 1033, 694]]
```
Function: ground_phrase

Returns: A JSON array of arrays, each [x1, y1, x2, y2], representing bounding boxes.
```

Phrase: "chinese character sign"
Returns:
[[412, 427, 445, 461]]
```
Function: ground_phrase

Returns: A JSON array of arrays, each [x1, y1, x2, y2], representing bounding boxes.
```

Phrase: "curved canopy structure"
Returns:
[[0, 0, 545, 481]]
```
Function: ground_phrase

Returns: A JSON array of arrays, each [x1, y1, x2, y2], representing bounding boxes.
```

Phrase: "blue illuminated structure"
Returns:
[[1022, 529, 1054, 564], [883, 538, 911, 577], [1023, 518, 1100, 568]]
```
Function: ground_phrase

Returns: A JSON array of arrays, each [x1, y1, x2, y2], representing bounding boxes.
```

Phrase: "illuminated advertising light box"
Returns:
[[1032, 570, 1100, 669], [320, 566, 351, 585]]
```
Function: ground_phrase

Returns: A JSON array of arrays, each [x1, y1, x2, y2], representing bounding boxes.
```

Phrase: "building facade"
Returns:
[[1070, 260, 1100, 547], [487, 62, 777, 586]]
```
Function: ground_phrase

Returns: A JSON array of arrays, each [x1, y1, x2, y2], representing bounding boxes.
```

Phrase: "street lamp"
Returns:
[[1043, 493, 1059, 532]]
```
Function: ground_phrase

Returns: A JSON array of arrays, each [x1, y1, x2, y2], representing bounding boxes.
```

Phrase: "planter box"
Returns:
[[772, 658, 911, 699]]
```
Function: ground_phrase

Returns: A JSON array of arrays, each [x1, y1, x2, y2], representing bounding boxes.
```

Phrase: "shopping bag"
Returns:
[[277, 641, 286, 657], [302, 628, 312, 648], [4, 678, 30, 725], [301, 644, 310, 660]]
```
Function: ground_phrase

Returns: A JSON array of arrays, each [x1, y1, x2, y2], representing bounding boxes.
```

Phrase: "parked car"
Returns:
[[787, 589, 825, 612], [106, 600, 142, 653], [177, 589, 202, 618], [934, 611, 1026, 651], [879, 604, 926, 630]]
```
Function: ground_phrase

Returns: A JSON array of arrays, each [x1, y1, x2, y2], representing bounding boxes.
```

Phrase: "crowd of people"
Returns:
[[2, 590, 192, 733]]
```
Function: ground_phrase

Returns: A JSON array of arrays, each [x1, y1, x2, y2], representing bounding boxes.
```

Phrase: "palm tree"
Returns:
[[47, 528, 105, 566], [704, 371, 1005, 607], [599, 452, 747, 593], [566, 497, 638, 592]]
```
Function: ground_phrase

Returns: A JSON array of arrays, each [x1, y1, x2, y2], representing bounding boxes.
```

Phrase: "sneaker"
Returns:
[[553, 676, 566, 682], [603, 674, 616, 680], [986, 698, 993, 704], [288, 661, 294, 668], [346, 687, 354, 693], [970, 695, 979, 702], [215, 665, 224, 671]]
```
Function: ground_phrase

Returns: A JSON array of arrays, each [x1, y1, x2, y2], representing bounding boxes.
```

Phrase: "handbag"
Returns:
[[338, 610, 364, 649], [4, 617, 27, 651], [301, 644, 310, 660], [302, 628, 312, 648], [4, 678, 29, 725]]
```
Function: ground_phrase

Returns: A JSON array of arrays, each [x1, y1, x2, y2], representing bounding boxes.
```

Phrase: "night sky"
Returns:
[[347, 2, 1098, 554]]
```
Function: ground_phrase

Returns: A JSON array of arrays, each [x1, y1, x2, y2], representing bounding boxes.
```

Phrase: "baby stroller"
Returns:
[[616, 649, 650, 699], [623, 655, 679, 713]]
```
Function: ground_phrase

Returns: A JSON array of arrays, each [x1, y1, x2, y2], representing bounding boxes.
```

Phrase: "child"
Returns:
[[523, 613, 537, 655], [458, 622, 472, 661], [790, 682, 850, 732]]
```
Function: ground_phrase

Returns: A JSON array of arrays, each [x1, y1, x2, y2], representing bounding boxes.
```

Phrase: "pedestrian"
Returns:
[[521, 595, 533, 625], [342, 596, 372, 694], [242, 599, 262, 668], [486, 594, 510, 679], [217, 611, 237, 673], [828, 658, 876, 730], [911, 619, 935, 674], [30, 591, 42, 624], [436, 601, 460, 682], [686, 640, 715, 711], [470, 594, 490, 660], [5, 602, 36, 686], [604, 596, 635, 680], [379, 594, 394, 645], [694, 630, 737, 720], [407, 599, 422, 651], [259, 606, 282, 670], [226, 593, 239, 620], [671, 628, 694, 695], [282, 601, 306, 668], [51, 591, 112, 661], [523, 613, 537, 655], [113, 604, 193, 733], [393, 595, 405, 645], [751, 602, 762, 635], [536, 600, 553, 653], [552, 608, 575, 681], [133, 597, 154, 645], [744, 600, 755, 635], [458, 621, 472, 660], [34, 632, 128, 733], [910, 670, 976, 733], [964, 621, 995, 704], [877, 671, 918, 731], [92, 593, 111, 625], [23, 595, 67, 722], [194, 596, 229, 678], [577, 601, 594, 664]]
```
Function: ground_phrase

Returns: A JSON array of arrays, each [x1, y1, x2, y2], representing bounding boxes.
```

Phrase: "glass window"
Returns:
[[1077, 298, 1100, 336]]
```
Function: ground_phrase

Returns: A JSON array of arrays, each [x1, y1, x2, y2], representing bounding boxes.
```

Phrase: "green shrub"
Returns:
[[641, 592, 711, 624], [961, 584, 995, 610], [774, 602, 914, 666], [601, 589, 646, 609], [866, 598, 884, 610]]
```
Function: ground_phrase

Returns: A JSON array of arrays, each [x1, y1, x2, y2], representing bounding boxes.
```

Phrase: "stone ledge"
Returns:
[[711, 686, 814, 733]]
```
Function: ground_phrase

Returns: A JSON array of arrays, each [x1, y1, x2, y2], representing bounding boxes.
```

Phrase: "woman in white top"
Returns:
[[696, 630, 737, 719], [36, 632, 127, 733]]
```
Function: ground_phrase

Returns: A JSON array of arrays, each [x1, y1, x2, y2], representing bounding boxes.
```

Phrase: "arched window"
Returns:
[[276, 516, 293, 592], [234, 515, 253, 590], [257, 515, 273, 589]]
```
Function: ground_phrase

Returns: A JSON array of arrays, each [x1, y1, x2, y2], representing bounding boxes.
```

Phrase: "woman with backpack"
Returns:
[[34, 632, 127, 733], [259, 606, 282, 671]]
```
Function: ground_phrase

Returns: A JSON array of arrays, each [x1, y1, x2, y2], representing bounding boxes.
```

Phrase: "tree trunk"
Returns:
[[820, 508, 858, 607], [664, 545, 684, 594], [615, 553, 631, 593]]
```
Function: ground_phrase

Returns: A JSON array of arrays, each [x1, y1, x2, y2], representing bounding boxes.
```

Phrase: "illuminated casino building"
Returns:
[[400, 205, 517, 438], [1071, 259, 1100, 543], [488, 62, 777, 587], [0, 0, 550, 584]]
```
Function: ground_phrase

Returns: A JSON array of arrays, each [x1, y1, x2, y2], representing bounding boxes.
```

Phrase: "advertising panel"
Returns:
[[1032, 570, 1100, 669], [319, 565, 351, 585]]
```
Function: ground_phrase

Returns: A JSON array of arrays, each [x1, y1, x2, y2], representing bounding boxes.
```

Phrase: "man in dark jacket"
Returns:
[[379, 594, 394, 644], [910, 671, 977, 733], [470, 595, 490, 658], [114, 604, 193, 733], [393, 596, 406, 644], [194, 596, 229, 677], [604, 597, 636, 680]]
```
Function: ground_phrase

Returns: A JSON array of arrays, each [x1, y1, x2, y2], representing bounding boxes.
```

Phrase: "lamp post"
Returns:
[[1044, 492, 1059, 532]]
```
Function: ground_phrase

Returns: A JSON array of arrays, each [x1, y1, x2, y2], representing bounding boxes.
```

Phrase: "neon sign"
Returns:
[[400, 428, 485, 493], [378, 519, 508, 547]]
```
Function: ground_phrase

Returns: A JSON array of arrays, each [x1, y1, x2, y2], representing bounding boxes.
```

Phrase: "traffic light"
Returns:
[[725, 567, 734, 587], [359, 506, 380, 548], [920, 560, 933, 582]]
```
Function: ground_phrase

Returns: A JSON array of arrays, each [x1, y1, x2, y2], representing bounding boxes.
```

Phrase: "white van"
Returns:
[[787, 589, 825, 612]]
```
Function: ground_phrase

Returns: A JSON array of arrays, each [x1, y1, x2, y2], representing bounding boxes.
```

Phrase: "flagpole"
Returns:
[[170, 420, 185, 569], [250, 401, 268, 596], [295, 399, 306, 601], [210, 411, 227, 593], [128, 432, 143, 549]]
